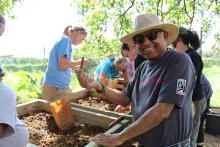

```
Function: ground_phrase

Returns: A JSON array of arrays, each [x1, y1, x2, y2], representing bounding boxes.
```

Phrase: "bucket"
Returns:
[[50, 98, 75, 130], [205, 107, 220, 135]]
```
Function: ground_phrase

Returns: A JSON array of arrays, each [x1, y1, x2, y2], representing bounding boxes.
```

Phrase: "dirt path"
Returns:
[[204, 133, 220, 147]]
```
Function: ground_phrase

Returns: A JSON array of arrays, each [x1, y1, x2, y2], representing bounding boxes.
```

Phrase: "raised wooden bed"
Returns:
[[206, 107, 220, 135], [69, 89, 131, 117], [17, 95, 132, 147]]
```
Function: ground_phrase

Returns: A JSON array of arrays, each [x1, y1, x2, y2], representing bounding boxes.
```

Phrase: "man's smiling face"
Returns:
[[133, 29, 168, 63]]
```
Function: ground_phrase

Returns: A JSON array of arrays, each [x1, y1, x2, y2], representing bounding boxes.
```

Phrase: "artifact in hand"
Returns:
[[80, 57, 84, 69]]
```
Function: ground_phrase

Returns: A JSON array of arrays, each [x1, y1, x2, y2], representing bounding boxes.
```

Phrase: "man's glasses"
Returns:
[[133, 29, 163, 44]]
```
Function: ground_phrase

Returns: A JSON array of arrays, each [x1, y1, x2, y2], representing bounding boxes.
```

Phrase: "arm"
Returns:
[[119, 103, 174, 141], [96, 82, 130, 106], [76, 70, 130, 106], [93, 103, 175, 146], [114, 103, 131, 113], [58, 56, 88, 70]]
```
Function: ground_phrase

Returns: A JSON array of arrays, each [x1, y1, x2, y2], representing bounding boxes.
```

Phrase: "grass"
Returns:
[[203, 66, 220, 107]]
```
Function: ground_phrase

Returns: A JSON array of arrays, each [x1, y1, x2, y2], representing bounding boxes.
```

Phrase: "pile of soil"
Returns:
[[19, 110, 220, 147], [76, 96, 118, 111], [20, 111, 105, 147]]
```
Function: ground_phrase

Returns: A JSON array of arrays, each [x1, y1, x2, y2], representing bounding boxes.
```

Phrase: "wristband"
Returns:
[[96, 83, 105, 93]]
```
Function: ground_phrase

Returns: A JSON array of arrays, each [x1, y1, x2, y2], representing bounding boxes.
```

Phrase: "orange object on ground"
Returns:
[[50, 98, 75, 130]]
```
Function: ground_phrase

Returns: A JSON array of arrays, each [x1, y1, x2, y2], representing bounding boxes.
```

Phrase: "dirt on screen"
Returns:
[[75, 96, 118, 111]]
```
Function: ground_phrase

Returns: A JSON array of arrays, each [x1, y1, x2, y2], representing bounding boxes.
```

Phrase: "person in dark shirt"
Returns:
[[197, 74, 213, 147], [134, 54, 146, 69], [173, 27, 206, 147], [76, 13, 195, 147]]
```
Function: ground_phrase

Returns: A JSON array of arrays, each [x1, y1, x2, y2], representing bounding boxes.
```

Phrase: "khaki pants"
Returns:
[[190, 98, 207, 147], [42, 83, 72, 101]]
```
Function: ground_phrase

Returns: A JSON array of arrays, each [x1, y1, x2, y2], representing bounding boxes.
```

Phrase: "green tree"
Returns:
[[73, 0, 220, 58], [0, 0, 15, 16], [212, 31, 220, 53]]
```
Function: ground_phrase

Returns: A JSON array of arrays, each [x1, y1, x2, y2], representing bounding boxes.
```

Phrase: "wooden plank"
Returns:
[[85, 119, 129, 147], [17, 100, 43, 116], [210, 107, 220, 114], [49, 88, 89, 102], [17, 100, 129, 128], [70, 102, 132, 121], [17, 99, 51, 116], [16, 100, 131, 147], [67, 88, 88, 101], [72, 107, 117, 128]]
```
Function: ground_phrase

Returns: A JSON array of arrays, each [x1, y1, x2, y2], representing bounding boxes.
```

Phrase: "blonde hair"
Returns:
[[63, 26, 87, 36]]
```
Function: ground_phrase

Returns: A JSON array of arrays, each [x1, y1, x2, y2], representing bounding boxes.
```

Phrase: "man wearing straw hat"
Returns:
[[76, 13, 196, 147]]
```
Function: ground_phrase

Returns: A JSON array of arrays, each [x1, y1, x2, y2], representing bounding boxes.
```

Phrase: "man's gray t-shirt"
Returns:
[[124, 50, 196, 146]]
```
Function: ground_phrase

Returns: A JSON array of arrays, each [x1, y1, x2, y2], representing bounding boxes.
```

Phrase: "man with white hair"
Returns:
[[76, 13, 196, 147]]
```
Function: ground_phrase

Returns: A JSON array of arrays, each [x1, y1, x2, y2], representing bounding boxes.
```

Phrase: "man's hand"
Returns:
[[116, 83, 125, 91], [114, 104, 131, 113], [120, 70, 130, 83], [75, 70, 98, 90], [92, 133, 125, 147]]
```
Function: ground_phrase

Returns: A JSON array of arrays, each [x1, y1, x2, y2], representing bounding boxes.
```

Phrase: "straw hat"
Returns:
[[120, 14, 178, 45]]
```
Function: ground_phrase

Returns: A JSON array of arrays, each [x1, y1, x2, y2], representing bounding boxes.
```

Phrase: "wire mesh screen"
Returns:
[[78, 53, 119, 79], [81, 58, 98, 79]]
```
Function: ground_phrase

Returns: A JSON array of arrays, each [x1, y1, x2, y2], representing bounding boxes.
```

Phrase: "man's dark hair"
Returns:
[[179, 27, 201, 50], [121, 43, 129, 51]]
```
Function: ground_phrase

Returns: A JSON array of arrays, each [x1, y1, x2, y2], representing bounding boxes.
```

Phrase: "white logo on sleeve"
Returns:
[[176, 79, 186, 95]]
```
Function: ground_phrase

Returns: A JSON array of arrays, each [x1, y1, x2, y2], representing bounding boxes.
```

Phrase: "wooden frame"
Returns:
[[17, 97, 131, 147]]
